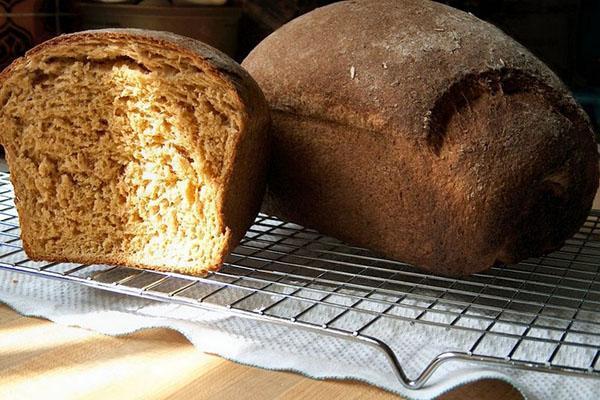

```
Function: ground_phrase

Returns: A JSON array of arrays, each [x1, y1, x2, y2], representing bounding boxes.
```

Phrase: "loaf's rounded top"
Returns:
[[243, 0, 569, 140]]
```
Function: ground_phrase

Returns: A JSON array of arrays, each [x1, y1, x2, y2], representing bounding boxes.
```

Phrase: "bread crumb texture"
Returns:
[[0, 31, 251, 274]]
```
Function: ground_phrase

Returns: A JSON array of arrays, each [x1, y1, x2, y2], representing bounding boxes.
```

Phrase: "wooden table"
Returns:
[[0, 303, 521, 399]]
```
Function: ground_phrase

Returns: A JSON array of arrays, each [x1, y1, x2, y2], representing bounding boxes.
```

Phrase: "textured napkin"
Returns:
[[1, 268, 598, 400]]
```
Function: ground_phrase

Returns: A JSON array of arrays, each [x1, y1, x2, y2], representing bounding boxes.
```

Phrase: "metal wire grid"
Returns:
[[0, 171, 599, 389]]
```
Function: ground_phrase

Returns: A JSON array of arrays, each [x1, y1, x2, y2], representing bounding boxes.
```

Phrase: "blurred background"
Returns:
[[0, 0, 598, 134]]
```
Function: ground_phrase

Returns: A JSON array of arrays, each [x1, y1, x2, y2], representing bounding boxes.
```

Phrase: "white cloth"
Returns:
[[1, 268, 599, 399]]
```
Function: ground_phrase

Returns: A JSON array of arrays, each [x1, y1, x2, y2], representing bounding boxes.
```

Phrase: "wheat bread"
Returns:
[[0, 29, 270, 274], [242, 0, 599, 276]]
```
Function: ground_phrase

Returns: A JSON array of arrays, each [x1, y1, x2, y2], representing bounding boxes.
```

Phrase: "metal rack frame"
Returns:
[[0, 171, 598, 389]]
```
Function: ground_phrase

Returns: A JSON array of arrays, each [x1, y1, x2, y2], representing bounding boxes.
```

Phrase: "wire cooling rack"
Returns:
[[0, 171, 599, 389]]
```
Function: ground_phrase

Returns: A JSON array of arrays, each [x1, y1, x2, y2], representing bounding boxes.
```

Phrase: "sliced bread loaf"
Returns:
[[0, 29, 270, 274]]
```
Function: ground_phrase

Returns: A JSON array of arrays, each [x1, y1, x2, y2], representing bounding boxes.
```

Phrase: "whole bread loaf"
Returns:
[[0, 29, 269, 274], [242, 0, 599, 276]]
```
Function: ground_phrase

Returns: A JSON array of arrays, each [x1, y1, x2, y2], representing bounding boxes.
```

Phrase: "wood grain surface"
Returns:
[[0, 304, 522, 400]]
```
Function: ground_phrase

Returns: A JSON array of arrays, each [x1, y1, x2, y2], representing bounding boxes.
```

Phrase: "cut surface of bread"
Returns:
[[0, 29, 269, 274]]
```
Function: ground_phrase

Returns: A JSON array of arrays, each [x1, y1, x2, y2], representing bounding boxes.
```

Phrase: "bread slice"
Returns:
[[0, 29, 270, 274]]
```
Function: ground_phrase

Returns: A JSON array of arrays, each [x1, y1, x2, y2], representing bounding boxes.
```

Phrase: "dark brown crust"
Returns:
[[0, 29, 270, 274], [243, 0, 599, 276]]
